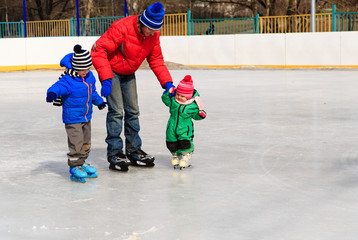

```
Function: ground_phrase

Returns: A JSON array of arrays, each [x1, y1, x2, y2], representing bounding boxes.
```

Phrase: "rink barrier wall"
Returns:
[[0, 32, 358, 71]]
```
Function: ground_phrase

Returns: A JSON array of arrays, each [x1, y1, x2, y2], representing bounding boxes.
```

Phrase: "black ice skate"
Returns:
[[108, 152, 131, 171], [127, 149, 155, 167]]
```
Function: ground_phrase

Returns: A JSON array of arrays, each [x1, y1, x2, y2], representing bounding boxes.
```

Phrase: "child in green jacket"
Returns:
[[161, 75, 207, 169]]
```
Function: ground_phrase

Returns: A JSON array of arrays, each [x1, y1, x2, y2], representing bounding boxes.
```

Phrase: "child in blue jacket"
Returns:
[[46, 45, 106, 183]]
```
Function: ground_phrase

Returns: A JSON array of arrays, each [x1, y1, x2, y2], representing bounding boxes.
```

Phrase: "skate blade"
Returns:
[[86, 173, 98, 178], [70, 175, 86, 183], [109, 163, 129, 172], [179, 165, 191, 170], [130, 160, 155, 167]]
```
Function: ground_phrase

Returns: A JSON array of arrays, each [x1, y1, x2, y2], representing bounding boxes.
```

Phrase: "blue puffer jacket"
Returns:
[[47, 53, 104, 124]]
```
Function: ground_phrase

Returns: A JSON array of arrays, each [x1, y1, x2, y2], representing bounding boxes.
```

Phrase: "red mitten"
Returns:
[[198, 110, 206, 118], [169, 87, 175, 94]]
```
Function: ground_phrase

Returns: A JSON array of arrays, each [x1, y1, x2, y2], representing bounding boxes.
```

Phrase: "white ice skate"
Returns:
[[172, 155, 179, 169], [179, 152, 192, 170]]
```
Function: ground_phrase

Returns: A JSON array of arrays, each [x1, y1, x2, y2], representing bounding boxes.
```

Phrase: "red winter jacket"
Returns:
[[91, 15, 172, 87]]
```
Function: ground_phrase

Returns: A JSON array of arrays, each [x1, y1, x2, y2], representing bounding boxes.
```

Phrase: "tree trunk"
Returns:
[[34, 0, 45, 20], [85, 0, 94, 19], [5, 0, 9, 22], [266, 0, 271, 15], [288, 0, 297, 14]]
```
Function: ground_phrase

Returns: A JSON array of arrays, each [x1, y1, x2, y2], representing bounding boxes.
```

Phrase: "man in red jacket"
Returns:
[[91, 2, 175, 171]]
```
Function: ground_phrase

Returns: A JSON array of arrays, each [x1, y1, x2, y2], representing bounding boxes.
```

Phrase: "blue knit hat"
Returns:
[[140, 2, 165, 30]]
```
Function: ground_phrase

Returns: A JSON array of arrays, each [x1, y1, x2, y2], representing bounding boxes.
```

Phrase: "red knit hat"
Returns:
[[176, 75, 194, 99]]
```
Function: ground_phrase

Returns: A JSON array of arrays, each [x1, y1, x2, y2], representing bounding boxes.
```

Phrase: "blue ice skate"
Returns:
[[69, 166, 87, 183], [81, 163, 98, 178]]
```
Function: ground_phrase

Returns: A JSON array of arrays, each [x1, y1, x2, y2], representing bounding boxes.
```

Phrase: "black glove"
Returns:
[[98, 102, 107, 110], [46, 92, 57, 103]]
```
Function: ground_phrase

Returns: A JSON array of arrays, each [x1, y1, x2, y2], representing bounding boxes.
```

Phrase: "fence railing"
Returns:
[[162, 13, 187, 36], [26, 19, 71, 37], [1, 5, 357, 38], [189, 15, 258, 35], [0, 21, 24, 38], [258, 13, 332, 33], [332, 5, 358, 31], [70, 16, 122, 36]]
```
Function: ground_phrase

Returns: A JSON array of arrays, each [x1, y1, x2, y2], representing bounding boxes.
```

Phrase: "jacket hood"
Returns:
[[60, 52, 90, 79], [60, 53, 74, 69], [192, 89, 200, 98]]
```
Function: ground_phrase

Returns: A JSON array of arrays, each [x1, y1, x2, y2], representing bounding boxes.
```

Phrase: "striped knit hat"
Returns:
[[140, 2, 165, 30], [71, 44, 92, 71], [176, 75, 194, 99]]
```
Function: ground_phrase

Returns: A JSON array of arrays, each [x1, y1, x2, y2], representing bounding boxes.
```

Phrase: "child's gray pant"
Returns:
[[65, 121, 91, 167]]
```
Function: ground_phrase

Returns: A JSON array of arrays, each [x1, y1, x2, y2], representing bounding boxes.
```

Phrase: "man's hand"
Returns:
[[101, 79, 112, 97], [163, 82, 176, 98]]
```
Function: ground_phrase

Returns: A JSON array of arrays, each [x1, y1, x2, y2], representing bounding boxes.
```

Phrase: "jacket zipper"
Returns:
[[83, 78, 90, 122], [175, 105, 181, 135]]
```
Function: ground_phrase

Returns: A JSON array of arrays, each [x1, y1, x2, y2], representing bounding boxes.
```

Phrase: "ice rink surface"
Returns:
[[1, 69, 358, 240]]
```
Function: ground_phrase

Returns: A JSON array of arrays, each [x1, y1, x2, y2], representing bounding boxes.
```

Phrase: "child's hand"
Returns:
[[46, 92, 57, 103], [168, 87, 175, 93], [198, 110, 206, 119], [163, 82, 175, 92], [98, 102, 107, 110], [168, 87, 176, 98], [163, 82, 176, 98]]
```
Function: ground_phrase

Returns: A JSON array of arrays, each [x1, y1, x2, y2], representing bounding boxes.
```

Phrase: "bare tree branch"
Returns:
[[2, 0, 358, 22]]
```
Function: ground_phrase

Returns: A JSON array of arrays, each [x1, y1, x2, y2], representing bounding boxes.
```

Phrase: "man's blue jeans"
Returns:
[[105, 72, 142, 157]]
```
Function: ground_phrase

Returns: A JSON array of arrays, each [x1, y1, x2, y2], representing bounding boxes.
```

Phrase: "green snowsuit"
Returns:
[[161, 89, 206, 155]]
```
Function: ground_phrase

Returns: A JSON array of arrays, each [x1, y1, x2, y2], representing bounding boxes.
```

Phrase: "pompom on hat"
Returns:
[[71, 44, 92, 71], [176, 75, 194, 99], [140, 2, 165, 30]]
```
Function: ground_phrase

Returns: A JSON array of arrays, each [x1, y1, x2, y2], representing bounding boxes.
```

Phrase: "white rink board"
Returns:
[[25, 36, 100, 65], [160, 35, 189, 66], [234, 33, 286, 66], [340, 32, 358, 65], [187, 35, 236, 65], [1, 38, 27, 66], [1, 32, 358, 68], [285, 32, 341, 66]]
